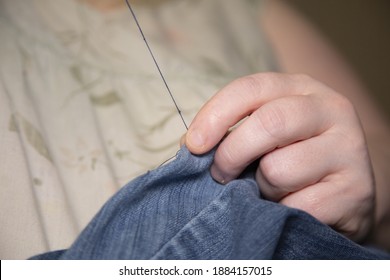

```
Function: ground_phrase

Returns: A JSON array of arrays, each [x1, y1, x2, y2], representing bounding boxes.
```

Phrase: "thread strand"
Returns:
[[124, 0, 188, 130]]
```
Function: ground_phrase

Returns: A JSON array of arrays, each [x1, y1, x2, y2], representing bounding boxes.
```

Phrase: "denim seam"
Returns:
[[149, 183, 228, 258]]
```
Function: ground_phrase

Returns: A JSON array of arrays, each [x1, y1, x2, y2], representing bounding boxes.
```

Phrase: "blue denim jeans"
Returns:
[[31, 146, 389, 259]]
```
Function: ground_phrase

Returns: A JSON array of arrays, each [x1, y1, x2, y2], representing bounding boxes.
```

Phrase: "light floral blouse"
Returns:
[[0, 0, 276, 258]]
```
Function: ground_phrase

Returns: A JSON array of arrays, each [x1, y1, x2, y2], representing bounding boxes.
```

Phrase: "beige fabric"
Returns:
[[0, 0, 276, 259]]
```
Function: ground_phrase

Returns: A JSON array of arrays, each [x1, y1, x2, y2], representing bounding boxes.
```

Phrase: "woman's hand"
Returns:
[[184, 72, 375, 242]]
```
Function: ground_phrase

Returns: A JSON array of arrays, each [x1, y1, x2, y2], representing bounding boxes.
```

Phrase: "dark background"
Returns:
[[290, 0, 390, 120]]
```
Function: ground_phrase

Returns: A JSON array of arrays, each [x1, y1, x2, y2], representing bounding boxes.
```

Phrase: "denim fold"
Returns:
[[31, 146, 389, 259]]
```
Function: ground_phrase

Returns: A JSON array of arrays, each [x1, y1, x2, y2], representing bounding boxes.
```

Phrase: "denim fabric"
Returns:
[[31, 146, 389, 260]]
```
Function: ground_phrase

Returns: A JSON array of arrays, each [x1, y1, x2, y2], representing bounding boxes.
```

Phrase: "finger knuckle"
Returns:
[[292, 73, 311, 80], [217, 145, 237, 168], [290, 73, 315, 84], [350, 177, 375, 207], [255, 103, 289, 140], [260, 154, 286, 187], [230, 75, 262, 95], [298, 194, 326, 220], [333, 94, 355, 115], [338, 215, 367, 241], [229, 72, 280, 97]]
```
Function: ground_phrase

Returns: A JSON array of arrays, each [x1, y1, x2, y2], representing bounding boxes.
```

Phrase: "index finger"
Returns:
[[185, 73, 325, 154]]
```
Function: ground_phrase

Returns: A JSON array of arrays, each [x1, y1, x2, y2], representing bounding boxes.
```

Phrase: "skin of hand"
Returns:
[[259, 0, 390, 249], [184, 72, 375, 242]]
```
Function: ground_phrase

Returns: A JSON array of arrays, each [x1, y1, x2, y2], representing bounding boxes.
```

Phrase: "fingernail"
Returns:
[[211, 164, 228, 185], [187, 129, 205, 148]]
